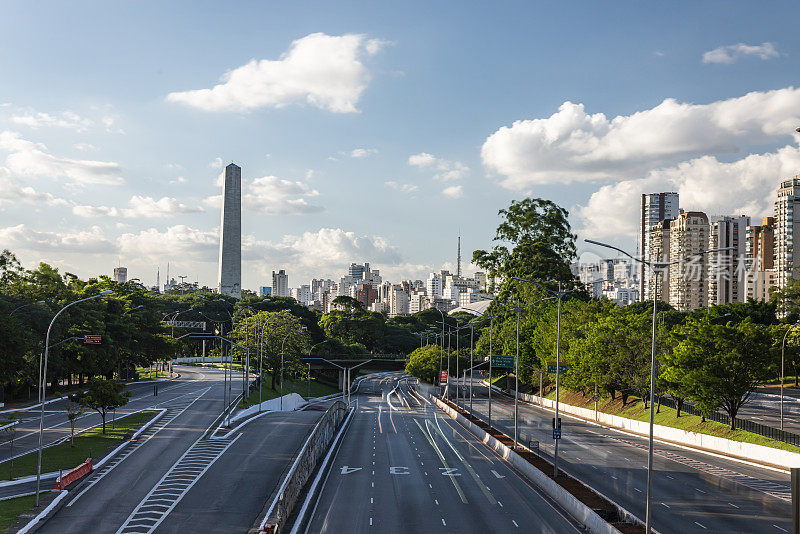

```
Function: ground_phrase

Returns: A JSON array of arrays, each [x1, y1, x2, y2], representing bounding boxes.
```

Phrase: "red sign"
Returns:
[[84, 335, 102, 344], [440, 370, 448, 384], [55, 457, 92, 489]]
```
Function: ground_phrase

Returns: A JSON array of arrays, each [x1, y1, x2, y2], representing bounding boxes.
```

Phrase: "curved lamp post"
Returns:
[[35, 289, 112, 505]]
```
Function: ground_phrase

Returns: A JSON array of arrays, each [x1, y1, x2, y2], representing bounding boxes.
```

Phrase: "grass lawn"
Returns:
[[0, 493, 40, 531], [0, 410, 157, 481], [540, 389, 800, 453], [134, 368, 169, 380], [239, 375, 340, 408]]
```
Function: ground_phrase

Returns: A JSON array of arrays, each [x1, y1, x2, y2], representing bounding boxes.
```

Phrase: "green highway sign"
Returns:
[[490, 354, 515, 368], [547, 365, 568, 374]]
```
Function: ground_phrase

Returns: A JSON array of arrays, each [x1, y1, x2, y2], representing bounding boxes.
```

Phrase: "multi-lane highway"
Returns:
[[456, 383, 792, 533], [303, 372, 583, 533]]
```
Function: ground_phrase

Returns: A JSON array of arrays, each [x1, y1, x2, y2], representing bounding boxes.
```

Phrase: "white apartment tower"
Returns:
[[639, 192, 679, 300], [668, 212, 709, 311], [707, 215, 750, 306], [272, 269, 289, 297], [113, 267, 128, 284], [776, 176, 800, 291], [217, 163, 242, 298]]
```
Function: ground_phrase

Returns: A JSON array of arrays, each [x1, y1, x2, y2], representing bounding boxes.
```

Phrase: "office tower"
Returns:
[[349, 262, 367, 281], [217, 163, 242, 298], [259, 286, 272, 297], [707, 215, 750, 306], [668, 211, 709, 311], [113, 267, 127, 284], [776, 176, 800, 291], [639, 192, 679, 300], [746, 217, 776, 301], [272, 269, 289, 297]]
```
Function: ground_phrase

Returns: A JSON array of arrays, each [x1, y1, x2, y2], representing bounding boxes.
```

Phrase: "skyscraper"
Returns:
[[707, 215, 750, 306], [272, 269, 289, 297], [776, 176, 800, 291], [639, 192, 679, 300], [668, 211, 709, 311], [113, 267, 127, 284], [217, 163, 242, 298]]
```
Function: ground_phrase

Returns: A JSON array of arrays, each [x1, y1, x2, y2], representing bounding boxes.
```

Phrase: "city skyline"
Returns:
[[1, 2, 799, 289]]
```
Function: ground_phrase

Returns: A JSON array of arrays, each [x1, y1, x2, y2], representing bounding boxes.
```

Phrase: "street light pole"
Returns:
[[470, 321, 474, 413], [35, 290, 112, 506], [514, 299, 520, 449], [585, 239, 732, 534]]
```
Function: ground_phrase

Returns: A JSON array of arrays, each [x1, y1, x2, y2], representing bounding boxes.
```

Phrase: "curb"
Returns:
[[15, 490, 68, 534]]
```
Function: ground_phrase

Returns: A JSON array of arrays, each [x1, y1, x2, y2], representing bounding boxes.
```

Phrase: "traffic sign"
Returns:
[[440, 370, 448, 384], [553, 429, 562, 440], [83, 335, 101, 344], [491, 354, 515, 368], [547, 365, 568, 374]]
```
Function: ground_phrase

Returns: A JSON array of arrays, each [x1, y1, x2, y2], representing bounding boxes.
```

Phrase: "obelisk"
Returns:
[[217, 163, 241, 298]]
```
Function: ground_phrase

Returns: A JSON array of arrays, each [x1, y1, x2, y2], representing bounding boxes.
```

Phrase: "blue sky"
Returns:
[[1, 1, 799, 289]]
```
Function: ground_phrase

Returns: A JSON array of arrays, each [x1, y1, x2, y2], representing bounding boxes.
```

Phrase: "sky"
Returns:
[[1, 1, 799, 290]]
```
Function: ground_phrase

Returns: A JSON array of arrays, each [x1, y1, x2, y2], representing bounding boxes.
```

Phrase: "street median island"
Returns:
[[432, 394, 643, 534]]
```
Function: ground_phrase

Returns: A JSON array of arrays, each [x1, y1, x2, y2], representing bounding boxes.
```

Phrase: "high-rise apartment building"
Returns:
[[217, 163, 242, 298], [639, 192, 680, 300], [426, 273, 442, 297], [272, 269, 289, 297], [349, 262, 368, 281], [646, 220, 671, 302], [388, 285, 410, 317], [113, 267, 128, 284], [668, 211, 709, 311], [707, 215, 750, 306], [746, 217, 776, 301], [776, 176, 800, 290]]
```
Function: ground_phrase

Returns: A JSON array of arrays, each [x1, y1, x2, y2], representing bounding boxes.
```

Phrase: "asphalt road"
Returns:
[[32, 366, 324, 534], [0, 365, 247, 463], [732, 392, 800, 435], [454, 384, 792, 534], [304, 372, 582, 533]]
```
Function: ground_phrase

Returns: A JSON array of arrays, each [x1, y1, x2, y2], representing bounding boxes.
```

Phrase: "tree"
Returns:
[[668, 317, 776, 429], [405, 345, 444, 384], [331, 295, 363, 312], [473, 198, 577, 292], [73, 378, 131, 434], [64, 395, 86, 447]]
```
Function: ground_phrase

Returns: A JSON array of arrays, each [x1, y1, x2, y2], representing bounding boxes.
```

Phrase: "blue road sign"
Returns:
[[553, 428, 562, 440]]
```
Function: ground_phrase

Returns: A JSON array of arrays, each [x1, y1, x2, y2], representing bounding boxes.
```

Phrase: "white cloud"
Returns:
[[73, 143, 97, 151], [122, 196, 202, 218], [578, 143, 800, 239], [166, 32, 384, 113], [205, 175, 323, 215], [481, 87, 800, 189], [11, 110, 93, 132], [118, 225, 218, 261], [0, 167, 68, 207], [349, 148, 378, 158], [72, 205, 119, 218], [703, 42, 779, 64], [0, 131, 123, 186], [384, 181, 419, 193], [408, 152, 468, 181], [0, 224, 113, 254], [442, 185, 464, 198], [169, 176, 188, 185], [209, 157, 223, 169]]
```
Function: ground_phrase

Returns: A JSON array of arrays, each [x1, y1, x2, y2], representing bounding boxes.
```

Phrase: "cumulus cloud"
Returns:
[[209, 157, 223, 169], [481, 87, 800, 189], [408, 152, 468, 181], [205, 174, 323, 215], [384, 181, 419, 193], [166, 33, 385, 113], [118, 225, 218, 261], [0, 168, 68, 207], [703, 42, 779, 64], [121, 196, 202, 218], [169, 176, 188, 185], [11, 110, 93, 132], [442, 185, 463, 198], [578, 143, 800, 239], [0, 224, 113, 254], [0, 131, 123, 186], [72, 205, 119, 218], [74, 143, 96, 151]]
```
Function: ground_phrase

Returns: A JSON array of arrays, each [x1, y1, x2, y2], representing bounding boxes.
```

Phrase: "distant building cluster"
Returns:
[[634, 175, 800, 311], [269, 261, 492, 316], [576, 259, 639, 306]]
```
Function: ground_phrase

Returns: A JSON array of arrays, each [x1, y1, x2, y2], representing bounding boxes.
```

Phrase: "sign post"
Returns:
[[83, 335, 101, 344]]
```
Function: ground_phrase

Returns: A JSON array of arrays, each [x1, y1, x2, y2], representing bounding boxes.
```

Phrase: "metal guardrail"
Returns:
[[657, 395, 800, 447], [258, 400, 348, 533]]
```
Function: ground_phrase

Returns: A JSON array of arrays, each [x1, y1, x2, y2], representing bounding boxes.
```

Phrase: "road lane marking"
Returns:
[[512, 520, 519, 527], [694, 521, 707, 529], [774, 525, 789, 532]]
